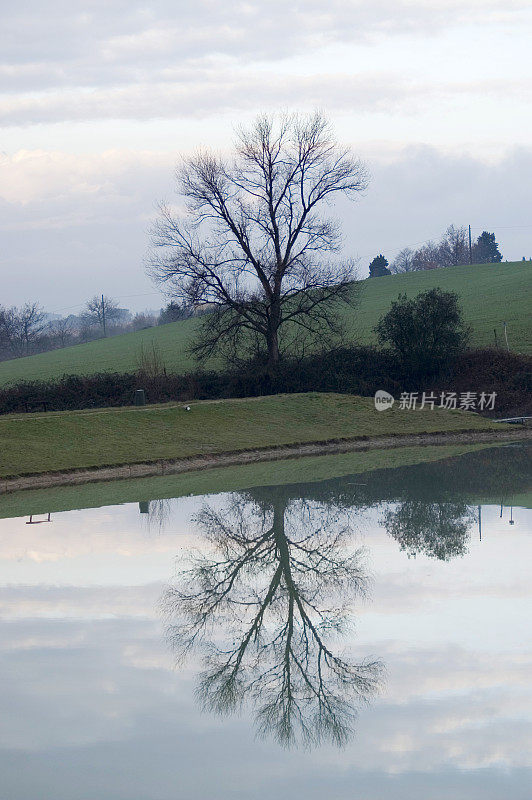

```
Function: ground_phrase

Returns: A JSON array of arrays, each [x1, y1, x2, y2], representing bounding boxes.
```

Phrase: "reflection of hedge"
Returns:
[[245, 442, 532, 509], [0, 346, 529, 417], [241, 442, 531, 562]]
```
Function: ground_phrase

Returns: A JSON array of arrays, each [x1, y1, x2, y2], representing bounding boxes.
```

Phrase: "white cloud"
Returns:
[[1, 0, 531, 307]]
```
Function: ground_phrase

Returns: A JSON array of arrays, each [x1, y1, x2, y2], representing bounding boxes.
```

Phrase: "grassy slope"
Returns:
[[343, 260, 531, 351], [0, 261, 529, 386], [0, 443, 494, 519], [0, 392, 501, 479]]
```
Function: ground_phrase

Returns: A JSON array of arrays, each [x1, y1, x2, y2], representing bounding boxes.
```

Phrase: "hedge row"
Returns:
[[0, 347, 529, 418]]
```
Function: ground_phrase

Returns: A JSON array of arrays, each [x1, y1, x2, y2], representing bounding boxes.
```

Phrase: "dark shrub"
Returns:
[[443, 349, 532, 417], [374, 288, 470, 381]]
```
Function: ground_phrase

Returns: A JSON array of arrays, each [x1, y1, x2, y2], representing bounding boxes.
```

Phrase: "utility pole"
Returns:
[[468, 224, 472, 264], [101, 294, 107, 337]]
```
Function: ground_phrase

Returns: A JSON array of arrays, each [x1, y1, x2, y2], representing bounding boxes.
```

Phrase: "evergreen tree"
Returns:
[[472, 231, 502, 263], [158, 301, 191, 324], [368, 254, 391, 277]]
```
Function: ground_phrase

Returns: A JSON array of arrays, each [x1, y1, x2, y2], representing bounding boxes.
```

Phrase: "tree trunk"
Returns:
[[266, 299, 281, 372], [267, 329, 280, 371]]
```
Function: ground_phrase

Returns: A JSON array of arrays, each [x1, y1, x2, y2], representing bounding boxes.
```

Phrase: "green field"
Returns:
[[0, 392, 502, 479], [0, 261, 530, 386]]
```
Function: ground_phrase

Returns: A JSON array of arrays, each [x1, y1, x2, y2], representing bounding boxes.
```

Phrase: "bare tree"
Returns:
[[130, 312, 157, 331], [412, 240, 441, 271], [0, 302, 46, 356], [0, 306, 18, 356], [20, 303, 47, 354], [390, 247, 417, 274], [48, 316, 75, 348], [149, 112, 368, 370], [83, 295, 121, 337], [438, 224, 469, 267], [162, 489, 382, 748]]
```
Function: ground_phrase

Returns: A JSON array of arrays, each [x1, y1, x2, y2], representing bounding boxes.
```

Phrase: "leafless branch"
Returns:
[[148, 111, 368, 368]]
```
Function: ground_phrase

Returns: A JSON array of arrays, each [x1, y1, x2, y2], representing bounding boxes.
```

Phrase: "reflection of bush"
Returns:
[[162, 493, 382, 748], [382, 501, 476, 560]]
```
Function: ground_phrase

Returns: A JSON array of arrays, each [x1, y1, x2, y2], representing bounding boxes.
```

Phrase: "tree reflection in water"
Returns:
[[383, 501, 477, 560], [160, 442, 504, 746], [140, 499, 173, 533], [162, 488, 383, 748]]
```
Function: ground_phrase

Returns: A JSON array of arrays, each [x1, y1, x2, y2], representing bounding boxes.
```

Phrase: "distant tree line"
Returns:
[[0, 296, 197, 363], [2, 286, 529, 420], [368, 225, 503, 277]]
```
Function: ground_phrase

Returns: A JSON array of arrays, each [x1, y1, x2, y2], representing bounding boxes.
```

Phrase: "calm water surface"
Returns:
[[0, 445, 531, 799]]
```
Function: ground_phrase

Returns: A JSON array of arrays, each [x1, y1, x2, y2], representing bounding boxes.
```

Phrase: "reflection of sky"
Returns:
[[0, 494, 531, 800]]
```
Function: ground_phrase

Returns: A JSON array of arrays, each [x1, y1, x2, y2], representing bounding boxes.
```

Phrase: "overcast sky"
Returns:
[[1, 1, 531, 314]]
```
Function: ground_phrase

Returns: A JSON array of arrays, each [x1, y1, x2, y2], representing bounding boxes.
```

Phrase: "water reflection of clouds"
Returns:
[[0, 617, 530, 780], [0, 496, 233, 587], [0, 490, 531, 798], [0, 584, 160, 620], [0, 500, 529, 576], [0, 502, 193, 560]]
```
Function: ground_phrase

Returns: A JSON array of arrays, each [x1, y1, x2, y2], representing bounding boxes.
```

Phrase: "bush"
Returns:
[[0, 347, 398, 414], [374, 288, 470, 381]]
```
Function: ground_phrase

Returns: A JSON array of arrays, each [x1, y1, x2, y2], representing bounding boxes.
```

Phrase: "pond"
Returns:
[[0, 443, 531, 800]]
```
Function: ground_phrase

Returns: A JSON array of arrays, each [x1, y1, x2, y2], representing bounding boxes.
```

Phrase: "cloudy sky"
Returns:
[[1, 1, 532, 313]]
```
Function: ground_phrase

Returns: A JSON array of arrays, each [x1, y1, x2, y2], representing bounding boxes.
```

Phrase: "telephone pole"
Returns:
[[468, 224, 472, 264], [101, 294, 107, 337]]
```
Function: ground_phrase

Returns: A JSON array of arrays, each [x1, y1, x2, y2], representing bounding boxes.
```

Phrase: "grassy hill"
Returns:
[[0, 261, 530, 386], [0, 392, 502, 479]]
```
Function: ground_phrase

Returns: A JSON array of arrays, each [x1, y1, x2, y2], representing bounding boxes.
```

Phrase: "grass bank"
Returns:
[[0, 443, 496, 519], [0, 392, 508, 482], [0, 261, 529, 386], [1, 439, 529, 519]]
